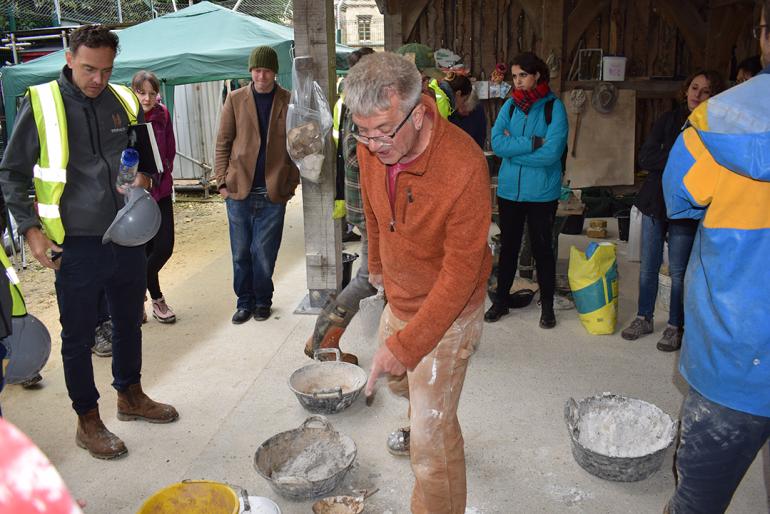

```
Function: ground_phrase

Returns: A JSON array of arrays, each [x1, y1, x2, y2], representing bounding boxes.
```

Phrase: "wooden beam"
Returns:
[[542, 0, 566, 93], [401, 0, 430, 41], [709, 0, 754, 8], [293, 0, 342, 312], [383, 10, 403, 50], [655, 0, 707, 65], [705, 2, 755, 75], [566, 0, 611, 57], [518, 0, 543, 37]]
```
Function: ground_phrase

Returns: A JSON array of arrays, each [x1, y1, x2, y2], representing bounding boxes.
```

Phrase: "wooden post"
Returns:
[[383, 0, 403, 51], [293, 0, 342, 313], [542, 0, 566, 93]]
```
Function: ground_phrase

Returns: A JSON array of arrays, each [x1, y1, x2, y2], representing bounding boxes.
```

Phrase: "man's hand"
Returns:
[[365, 343, 407, 397], [368, 273, 383, 289], [25, 227, 62, 270], [503, 129, 511, 137], [132, 173, 152, 190], [219, 186, 229, 200]]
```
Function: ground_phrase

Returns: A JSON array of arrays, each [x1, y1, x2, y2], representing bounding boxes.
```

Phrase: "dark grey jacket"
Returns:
[[0, 67, 145, 237]]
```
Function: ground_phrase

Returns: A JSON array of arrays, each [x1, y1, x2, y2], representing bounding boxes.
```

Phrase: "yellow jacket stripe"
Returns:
[[0, 251, 26, 317], [29, 81, 68, 244]]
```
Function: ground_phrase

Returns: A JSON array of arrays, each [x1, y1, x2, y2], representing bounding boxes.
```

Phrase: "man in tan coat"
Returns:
[[215, 46, 299, 324]]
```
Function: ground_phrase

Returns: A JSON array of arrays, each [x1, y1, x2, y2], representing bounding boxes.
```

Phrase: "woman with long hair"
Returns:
[[486, 52, 569, 328], [621, 70, 725, 350], [131, 70, 177, 324]]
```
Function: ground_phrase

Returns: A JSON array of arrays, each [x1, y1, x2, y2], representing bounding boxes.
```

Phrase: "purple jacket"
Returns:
[[145, 103, 176, 201]]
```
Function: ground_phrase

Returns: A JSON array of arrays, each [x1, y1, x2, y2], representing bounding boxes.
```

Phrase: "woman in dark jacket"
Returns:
[[621, 70, 725, 350], [445, 74, 487, 149], [132, 70, 177, 324], [486, 52, 569, 328]]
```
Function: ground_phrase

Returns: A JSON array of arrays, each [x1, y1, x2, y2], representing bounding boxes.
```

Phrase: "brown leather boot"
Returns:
[[117, 383, 179, 423], [76, 407, 128, 460], [304, 326, 359, 365]]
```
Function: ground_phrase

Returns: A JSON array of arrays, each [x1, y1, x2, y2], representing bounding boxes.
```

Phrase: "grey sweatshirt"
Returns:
[[0, 66, 146, 238]]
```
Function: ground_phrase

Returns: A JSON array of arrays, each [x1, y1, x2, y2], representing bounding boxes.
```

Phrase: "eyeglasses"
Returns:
[[752, 24, 768, 39], [352, 103, 418, 147]]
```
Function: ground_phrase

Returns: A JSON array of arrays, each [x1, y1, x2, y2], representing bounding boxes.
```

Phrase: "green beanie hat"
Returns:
[[249, 46, 279, 73]]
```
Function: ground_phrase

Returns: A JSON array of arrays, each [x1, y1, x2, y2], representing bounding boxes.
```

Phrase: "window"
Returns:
[[357, 15, 372, 42]]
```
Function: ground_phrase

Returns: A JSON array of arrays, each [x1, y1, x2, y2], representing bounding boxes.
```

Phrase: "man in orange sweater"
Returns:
[[345, 52, 492, 514]]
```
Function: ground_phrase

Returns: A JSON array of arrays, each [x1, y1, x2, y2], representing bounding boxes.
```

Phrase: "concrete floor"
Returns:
[[3, 197, 769, 514]]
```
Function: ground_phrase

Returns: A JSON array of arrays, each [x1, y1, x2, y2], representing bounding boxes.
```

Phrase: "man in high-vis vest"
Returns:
[[0, 25, 178, 460]]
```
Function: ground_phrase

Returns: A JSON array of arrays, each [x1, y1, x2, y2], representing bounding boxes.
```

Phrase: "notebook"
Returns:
[[128, 122, 163, 175]]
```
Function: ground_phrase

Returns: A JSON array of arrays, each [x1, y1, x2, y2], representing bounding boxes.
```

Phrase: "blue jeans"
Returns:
[[55, 237, 146, 414], [668, 388, 770, 513], [226, 192, 286, 310], [637, 215, 696, 327]]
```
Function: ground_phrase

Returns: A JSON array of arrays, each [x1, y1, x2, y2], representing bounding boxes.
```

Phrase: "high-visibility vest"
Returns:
[[332, 95, 345, 148], [0, 251, 26, 317], [27, 81, 140, 244], [428, 79, 452, 119]]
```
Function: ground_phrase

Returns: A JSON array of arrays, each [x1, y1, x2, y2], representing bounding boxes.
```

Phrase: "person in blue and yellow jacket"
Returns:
[[486, 52, 568, 328], [663, 4, 770, 511]]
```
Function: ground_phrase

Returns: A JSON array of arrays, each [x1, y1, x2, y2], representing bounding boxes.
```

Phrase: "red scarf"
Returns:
[[511, 82, 551, 114]]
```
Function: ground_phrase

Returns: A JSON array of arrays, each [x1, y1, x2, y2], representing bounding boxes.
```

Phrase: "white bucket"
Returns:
[[602, 56, 627, 81]]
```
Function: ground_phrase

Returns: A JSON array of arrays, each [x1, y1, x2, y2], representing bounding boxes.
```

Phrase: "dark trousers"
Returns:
[[146, 195, 175, 300], [668, 388, 770, 513], [55, 237, 146, 415], [495, 198, 558, 307], [226, 192, 286, 310]]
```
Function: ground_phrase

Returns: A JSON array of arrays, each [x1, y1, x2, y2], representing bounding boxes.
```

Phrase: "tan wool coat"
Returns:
[[214, 83, 299, 202]]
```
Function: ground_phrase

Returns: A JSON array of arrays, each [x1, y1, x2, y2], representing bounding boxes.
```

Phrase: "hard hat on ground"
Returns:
[[2, 313, 51, 385]]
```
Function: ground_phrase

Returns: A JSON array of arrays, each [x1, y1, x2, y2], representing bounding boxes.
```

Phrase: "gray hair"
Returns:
[[344, 52, 422, 117]]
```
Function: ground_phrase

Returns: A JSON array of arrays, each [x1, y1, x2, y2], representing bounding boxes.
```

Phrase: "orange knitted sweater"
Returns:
[[358, 98, 492, 369]]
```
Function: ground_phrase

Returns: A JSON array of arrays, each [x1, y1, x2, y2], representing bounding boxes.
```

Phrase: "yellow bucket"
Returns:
[[137, 480, 239, 514]]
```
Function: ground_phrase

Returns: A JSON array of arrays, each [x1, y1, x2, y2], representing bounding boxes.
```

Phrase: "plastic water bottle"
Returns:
[[116, 147, 140, 193]]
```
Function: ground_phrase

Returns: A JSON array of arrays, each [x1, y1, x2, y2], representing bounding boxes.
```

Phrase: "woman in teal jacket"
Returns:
[[486, 52, 569, 328]]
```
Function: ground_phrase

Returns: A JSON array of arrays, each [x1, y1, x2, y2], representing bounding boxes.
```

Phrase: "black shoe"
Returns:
[[342, 231, 361, 243], [232, 309, 252, 324], [484, 303, 509, 323], [253, 306, 272, 321], [539, 304, 556, 329]]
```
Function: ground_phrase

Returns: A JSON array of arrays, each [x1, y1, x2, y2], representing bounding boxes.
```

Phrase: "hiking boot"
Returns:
[[76, 407, 127, 460], [253, 306, 272, 321], [656, 326, 683, 352], [621, 317, 653, 341], [387, 426, 410, 456], [539, 303, 556, 329], [92, 320, 113, 357], [20, 373, 43, 389], [152, 297, 176, 324], [117, 383, 179, 423], [484, 303, 509, 323]]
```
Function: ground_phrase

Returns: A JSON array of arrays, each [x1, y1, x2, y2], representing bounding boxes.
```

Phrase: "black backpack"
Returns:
[[510, 98, 568, 174]]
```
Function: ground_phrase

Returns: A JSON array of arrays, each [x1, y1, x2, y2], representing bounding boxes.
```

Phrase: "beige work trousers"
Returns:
[[378, 303, 484, 514]]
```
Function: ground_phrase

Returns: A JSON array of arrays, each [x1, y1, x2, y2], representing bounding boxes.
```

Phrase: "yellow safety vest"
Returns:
[[0, 251, 26, 317], [27, 81, 140, 244], [428, 79, 452, 119], [332, 95, 345, 148]]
